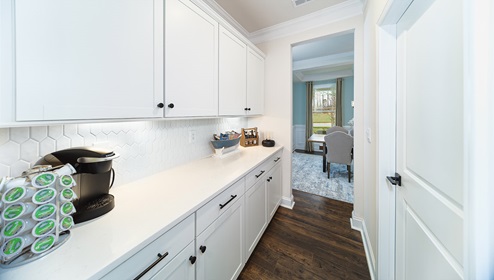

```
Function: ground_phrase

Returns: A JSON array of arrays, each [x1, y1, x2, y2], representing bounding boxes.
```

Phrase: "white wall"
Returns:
[[247, 15, 366, 218]]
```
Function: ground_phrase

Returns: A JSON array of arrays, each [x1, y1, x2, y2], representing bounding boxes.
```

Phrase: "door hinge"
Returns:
[[387, 173, 401, 186]]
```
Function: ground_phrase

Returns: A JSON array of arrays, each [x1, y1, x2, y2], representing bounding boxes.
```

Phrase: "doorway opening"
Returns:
[[291, 31, 355, 204]]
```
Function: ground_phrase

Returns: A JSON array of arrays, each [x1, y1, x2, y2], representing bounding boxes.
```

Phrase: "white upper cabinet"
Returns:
[[14, 0, 164, 121], [218, 26, 247, 116], [246, 47, 265, 115], [164, 0, 218, 117], [218, 27, 265, 117]]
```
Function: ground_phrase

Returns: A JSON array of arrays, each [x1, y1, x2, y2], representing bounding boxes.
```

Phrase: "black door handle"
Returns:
[[189, 256, 196, 264], [199, 245, 207, 253], [387, 173, 401, 186], [157, 103, 164, 108], [168, 103, 175, 108]]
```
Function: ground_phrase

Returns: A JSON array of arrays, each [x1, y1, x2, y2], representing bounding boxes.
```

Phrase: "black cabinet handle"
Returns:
[[267, 178, 271, 182], [255, 170, 265, 178], [274, 157, 281, 162], [244, 107, 248, 111], [219, 195, 237, 209], [189, 256, 197, 264], [168, 103, 175, 108], [157, 103, 164, 108], [199, 245, 207, 253], [247, 108, 251, 111], [134, 251, 169, 280]]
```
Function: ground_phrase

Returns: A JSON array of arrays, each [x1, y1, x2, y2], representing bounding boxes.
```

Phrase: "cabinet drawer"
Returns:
[[265, 150, 283, 173], [245, 161, 269, 189], [196, 178, 245, 235], [102, 214, 195, 280]]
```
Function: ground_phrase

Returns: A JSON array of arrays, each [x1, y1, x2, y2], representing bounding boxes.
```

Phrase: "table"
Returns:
[[307, 134, 327, 172]]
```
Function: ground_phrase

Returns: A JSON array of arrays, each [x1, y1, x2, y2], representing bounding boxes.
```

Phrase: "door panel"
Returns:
[[396, 0, 463, 278]]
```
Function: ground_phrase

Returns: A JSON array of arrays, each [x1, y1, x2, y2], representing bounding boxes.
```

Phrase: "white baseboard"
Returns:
[[281, 194, 295, 209], [351, 211, 376, 280]]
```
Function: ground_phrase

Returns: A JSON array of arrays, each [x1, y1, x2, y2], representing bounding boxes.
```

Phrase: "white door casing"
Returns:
[[395, 0, 463, 279]]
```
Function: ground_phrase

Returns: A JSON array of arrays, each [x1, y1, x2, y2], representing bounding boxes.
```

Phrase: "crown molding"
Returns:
[[294, 69, 354, 82], [249, 0, 363, 44], [201, 0, 250, 38], [293, 51, 354, 71]]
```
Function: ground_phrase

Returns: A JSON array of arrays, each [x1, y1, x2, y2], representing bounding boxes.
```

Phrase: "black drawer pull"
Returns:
[[134, 251, 169, 280], [255, 170, 265, 178], [199, 245, 207, 253], [274, 157, 281, 162], [219, 195, 237, 209]]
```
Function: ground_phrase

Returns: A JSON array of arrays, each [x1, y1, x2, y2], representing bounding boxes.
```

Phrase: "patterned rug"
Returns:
[[291, 152, 354, 203]]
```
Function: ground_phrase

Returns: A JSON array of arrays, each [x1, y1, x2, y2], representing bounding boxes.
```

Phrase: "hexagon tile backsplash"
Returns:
[[0, 118, 247, 188]]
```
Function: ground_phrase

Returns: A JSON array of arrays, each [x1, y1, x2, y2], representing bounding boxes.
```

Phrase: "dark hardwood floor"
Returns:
[[238, 189, 370, 280]]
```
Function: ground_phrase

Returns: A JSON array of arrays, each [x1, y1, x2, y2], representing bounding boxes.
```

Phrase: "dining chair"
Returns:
[[325, 126, 347, 135], [324, 131, 354, 182]]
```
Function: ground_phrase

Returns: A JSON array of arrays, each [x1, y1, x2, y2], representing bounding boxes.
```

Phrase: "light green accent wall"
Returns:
[[292, 77, 354, 126], [292, 82, 306, 125]]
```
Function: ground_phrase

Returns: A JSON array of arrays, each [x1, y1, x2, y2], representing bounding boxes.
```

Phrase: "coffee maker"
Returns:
[[36, 147, 119, 223]]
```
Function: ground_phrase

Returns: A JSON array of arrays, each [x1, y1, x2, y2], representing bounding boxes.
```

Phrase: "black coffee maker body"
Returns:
[[36, 147, 119, 223]]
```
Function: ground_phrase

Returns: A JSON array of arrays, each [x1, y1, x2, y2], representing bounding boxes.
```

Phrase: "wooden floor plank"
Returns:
[[238, 189, 370, 280]]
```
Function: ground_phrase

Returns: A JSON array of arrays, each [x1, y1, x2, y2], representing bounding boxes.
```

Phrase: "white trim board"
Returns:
[[351, 211, 376, 280], [281, 194, 295, 209]]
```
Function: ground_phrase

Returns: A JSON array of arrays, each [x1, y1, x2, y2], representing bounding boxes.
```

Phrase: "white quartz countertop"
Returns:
[[0, 145, 283, 280]]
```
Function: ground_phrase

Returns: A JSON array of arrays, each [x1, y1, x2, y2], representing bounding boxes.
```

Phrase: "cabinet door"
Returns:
[[151, 242, 195, 280], [218, 26, 247, 116], [245, 178, 267, 259], [196, 196, 244, 280], [267, 163, 282, 221], [246, 47, 265, 115], [14, 0, 163, 121], [165, 0, 218, 117]]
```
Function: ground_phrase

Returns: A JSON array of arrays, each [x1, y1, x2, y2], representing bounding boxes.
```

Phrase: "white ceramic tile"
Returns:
[[48, 125, 63, 140], [0, 129, 9, 145], [64, 124, 78, 139], [30, 126, 48, 142], [10, 161, 30, 177], [90, 123, 102, 135], [39, 138, 56, 157], [56, 136, 71, 150], [0, 163, 9, 178], [20, 139, 39, 162], [10, 127, 30, 143], [71, 135, 85, 147], [0, 142, 20, 165]]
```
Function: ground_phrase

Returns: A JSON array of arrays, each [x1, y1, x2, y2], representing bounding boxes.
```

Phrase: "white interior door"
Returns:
[[395, 0, 463, 278]]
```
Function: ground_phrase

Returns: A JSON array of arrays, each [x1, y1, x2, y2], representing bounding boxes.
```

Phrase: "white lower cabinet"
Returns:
[[196, 196, 245, 280], [266, 163, 282, 221], [150, 242, 196, 280], [244, 177, 267, 259]]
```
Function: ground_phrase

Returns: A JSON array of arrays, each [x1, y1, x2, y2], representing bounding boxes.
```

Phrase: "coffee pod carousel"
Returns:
[[0, 164, 76, 267]]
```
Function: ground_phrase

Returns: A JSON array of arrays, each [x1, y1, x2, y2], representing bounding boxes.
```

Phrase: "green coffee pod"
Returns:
[[2, 186, 27, 204], [60, 188, 76, 202], [60, 216, 74, 231], [32, 219, 56, 237], [2, 202, 35, 221], [32, 203, 56, 221], [31, 172, 56, 189], [2, 219, 24, 238], [60, 202, 76, 216], [32, 187, 56, 204], [59, 175, 75, 188], [1, 237, 24, 258], [31, 234, 56, 254]]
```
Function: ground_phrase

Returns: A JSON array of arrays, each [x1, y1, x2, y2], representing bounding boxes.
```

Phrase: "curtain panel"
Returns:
[[305, 81, 313, 152], [336, 78, 343, 127]]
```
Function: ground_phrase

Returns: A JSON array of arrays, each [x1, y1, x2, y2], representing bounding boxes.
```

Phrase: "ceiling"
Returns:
[[206, 0, 356, 83], [210, 0, 348, 33]]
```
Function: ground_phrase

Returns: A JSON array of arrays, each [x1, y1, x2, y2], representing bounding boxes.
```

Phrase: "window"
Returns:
[[312, 84, 336, 134]]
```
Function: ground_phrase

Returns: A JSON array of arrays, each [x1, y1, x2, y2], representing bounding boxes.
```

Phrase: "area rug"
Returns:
[[291, 152, 354, 203]]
